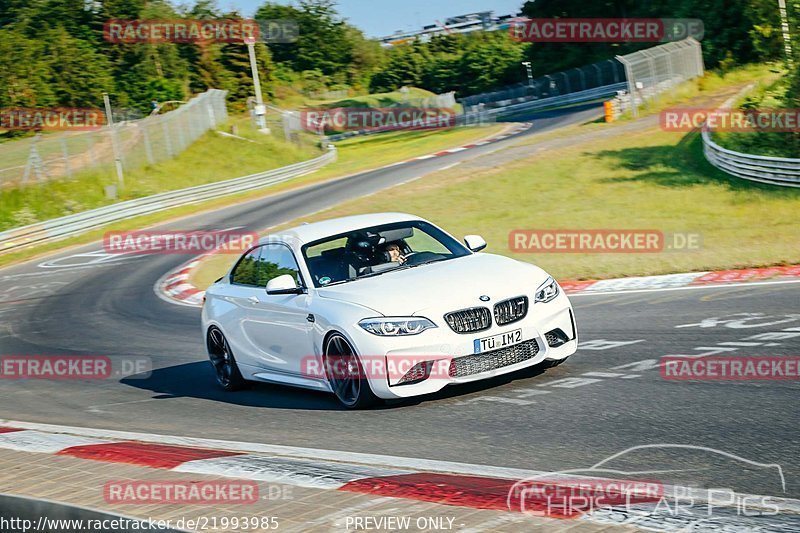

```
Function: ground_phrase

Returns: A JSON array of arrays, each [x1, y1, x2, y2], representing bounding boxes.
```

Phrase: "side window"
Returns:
[[231, 247, 262, 286], [257, 244, 303, 287]]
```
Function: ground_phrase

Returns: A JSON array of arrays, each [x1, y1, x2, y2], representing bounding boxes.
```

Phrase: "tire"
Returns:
[[323, 332, 379, 409], [206, 326, 248, 391]]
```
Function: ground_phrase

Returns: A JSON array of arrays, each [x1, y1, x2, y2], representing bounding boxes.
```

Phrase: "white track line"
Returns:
[[0, 431, 109, 453]]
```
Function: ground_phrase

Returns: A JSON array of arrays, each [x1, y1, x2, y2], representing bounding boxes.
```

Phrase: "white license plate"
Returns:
[[474, 329, 522, 354]]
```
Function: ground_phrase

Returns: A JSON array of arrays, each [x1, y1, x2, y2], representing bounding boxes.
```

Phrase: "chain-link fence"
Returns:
[[616, 38, 704, 117], [459, 59, 625, 109], [0, 89, 228, 188], [245, 100, 321, 146]]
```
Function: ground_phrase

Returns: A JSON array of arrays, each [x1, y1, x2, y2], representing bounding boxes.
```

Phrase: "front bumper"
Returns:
[[349, 293, 577, 400]]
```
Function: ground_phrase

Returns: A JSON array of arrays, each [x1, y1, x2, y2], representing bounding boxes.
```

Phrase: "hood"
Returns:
[[316, 253, 549, 317]]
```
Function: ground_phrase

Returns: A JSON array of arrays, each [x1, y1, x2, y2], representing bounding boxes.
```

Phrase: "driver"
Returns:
[[384, 242, 406, 264]]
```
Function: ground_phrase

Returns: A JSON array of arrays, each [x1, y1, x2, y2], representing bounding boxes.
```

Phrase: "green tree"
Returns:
[[219, 41, 274, 103], [255, 0, 379, 87], [0, 28, 56, 107], [41, 26, 115, 106], [457, 32, 526, 94], [370, 45, 427, 92]]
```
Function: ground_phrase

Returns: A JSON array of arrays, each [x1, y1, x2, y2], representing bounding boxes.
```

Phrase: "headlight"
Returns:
[[358, 317, 436, 336], [534, 276, 560, 303]]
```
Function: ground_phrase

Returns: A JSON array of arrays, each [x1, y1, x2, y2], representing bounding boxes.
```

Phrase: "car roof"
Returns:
[[258, 212, 424, 247]]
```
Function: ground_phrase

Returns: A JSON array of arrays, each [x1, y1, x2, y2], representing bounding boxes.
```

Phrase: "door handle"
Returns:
[[247, 296, 260, 304]]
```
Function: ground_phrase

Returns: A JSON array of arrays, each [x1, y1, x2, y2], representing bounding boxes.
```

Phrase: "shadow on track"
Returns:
[[121, 360, 554, 411], [121, 362, 344, 411]]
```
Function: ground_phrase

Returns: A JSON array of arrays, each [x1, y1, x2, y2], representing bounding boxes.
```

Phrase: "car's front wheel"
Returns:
[[207, 326, 248, 391], [323, 333, 379, 409]]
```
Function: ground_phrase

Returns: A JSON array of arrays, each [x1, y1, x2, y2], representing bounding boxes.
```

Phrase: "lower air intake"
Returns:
[[449, 339, 540, 378]]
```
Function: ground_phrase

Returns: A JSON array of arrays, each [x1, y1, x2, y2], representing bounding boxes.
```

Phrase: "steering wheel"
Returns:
[[403, 252, 443, 266]]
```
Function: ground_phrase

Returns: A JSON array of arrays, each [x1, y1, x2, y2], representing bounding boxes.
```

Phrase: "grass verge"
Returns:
[[0, 122, 508, 270], [1, 115, 320, 231]]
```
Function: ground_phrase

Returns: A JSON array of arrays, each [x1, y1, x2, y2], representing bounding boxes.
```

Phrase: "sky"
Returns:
[[220, 0, 526, 37]]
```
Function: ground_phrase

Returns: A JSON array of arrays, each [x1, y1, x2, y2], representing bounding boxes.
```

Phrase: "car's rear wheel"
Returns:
[[207, 326, 248, 391], [324, 333, 379, 409]]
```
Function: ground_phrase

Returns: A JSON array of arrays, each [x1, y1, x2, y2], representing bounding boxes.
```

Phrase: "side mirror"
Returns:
[[266, 274, 302, 295], [464, 234, 487, 252]]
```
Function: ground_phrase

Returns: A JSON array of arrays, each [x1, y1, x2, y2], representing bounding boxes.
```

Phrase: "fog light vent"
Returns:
[[545, 329, 569, 347], [397, 361, 431, 385]]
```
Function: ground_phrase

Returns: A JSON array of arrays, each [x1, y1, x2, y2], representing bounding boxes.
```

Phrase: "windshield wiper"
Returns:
[[357, 266, 406, 279], [320, 278, 354, 287], [366, 257, 449, 276], [406, 257, 449, 268]]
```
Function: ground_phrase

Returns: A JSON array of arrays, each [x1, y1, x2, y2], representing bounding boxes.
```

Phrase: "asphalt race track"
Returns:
[[1, 104, 799, 503]]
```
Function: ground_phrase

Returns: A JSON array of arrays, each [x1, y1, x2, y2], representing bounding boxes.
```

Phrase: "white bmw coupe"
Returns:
[[202, 213, 577, 408]]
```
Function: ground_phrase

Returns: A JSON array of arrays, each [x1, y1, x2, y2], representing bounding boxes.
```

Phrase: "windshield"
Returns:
[[301, 220, 469, 287]]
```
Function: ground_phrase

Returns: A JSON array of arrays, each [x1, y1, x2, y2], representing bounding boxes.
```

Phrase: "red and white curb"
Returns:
[[1, 421, 799, 531], [159, 261, 800, 308], [562, 265, 800, 296], [157, 257, 206, 307]]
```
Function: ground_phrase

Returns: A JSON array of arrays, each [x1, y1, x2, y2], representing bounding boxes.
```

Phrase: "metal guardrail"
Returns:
[[702, 130, 800, 187], [486, 82, 629, 117], [700, 83, 800, 188], [0, 147, 337, 254]]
